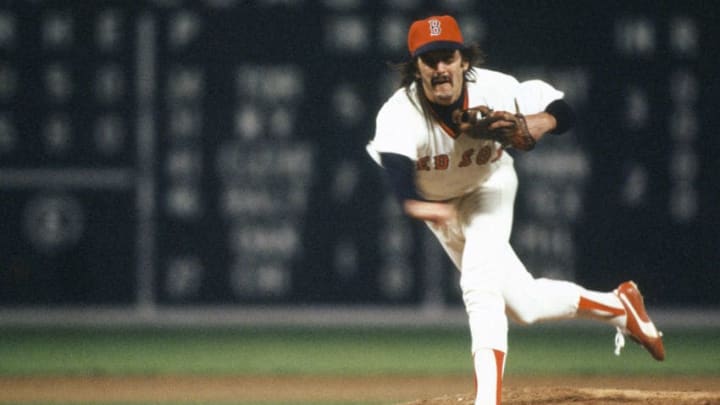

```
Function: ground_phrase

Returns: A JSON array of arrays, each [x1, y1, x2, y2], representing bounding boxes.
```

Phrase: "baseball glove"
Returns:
[[452, 101, 536, 151]]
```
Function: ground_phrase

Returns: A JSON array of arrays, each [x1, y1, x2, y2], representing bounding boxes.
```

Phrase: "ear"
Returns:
[[462, 60, 470, 72]]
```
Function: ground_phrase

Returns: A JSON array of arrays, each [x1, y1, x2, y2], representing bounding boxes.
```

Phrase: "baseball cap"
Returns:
[[407, 15, 464, 58]]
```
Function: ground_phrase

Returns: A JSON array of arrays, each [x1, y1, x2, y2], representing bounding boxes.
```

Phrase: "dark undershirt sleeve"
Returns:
[[545, 99, 576, 135], [379, 152, 422, 202]]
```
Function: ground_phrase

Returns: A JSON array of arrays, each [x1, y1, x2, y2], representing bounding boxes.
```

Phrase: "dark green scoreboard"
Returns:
[[1, 1, 717, 308]]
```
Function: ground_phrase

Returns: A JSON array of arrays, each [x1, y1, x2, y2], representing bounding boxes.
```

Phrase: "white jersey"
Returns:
[[367, 67, 563, 201]]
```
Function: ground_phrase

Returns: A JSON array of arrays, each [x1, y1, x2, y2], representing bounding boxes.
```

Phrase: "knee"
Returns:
[[467, 308, 509, 353], [461, 276, 505, 314], [462, 280, 509, 352], [505, 277, 581, 325], [506, 288, 558, 325], [507, 307, 543, 326]]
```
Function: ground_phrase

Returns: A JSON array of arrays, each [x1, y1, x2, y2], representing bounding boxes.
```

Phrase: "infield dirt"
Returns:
[[1, 375, 719, 404]]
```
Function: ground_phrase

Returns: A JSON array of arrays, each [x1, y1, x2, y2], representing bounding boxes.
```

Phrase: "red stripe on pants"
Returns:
[[493, 349, 505, 404]]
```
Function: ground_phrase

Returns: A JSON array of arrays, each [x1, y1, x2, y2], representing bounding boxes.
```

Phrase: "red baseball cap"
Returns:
[[407, 15, 464, 58]]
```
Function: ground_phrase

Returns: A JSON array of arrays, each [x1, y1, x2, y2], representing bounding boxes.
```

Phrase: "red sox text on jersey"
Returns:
[[416, 144, 496, 171]]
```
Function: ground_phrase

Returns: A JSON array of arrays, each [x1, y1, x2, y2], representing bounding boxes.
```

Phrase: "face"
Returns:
[[416, 49, 469, 105]]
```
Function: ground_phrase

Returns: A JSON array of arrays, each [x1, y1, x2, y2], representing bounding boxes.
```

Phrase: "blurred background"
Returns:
[[0, 0, 718, 326]]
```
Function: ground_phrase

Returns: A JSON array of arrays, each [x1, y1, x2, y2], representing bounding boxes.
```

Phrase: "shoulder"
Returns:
[[379, 86, 418, 112], [371, 84, 426, 159], [376, 85, 423, 124], [468, 67, 520, 89], [465, 67, 520, 107], [468, 67, 562, 98], [517, 79, 564, 97]]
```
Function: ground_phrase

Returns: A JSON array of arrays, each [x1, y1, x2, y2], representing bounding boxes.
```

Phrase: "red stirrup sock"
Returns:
[[473, 348, 505, 405]]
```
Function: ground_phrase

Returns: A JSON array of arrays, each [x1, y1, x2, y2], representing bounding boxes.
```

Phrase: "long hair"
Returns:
[[391, 44, 485, 129]]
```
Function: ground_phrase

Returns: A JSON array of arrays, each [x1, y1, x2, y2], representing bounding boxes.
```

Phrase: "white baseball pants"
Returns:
[[426, 156, 623, 405]]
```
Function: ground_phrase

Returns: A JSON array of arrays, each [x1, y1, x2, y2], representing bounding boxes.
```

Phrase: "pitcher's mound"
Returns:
[[401, 387, 720, 404]]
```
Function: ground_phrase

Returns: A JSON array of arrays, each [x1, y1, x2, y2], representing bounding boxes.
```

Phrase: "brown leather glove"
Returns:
[[452, 102, 536, 151]]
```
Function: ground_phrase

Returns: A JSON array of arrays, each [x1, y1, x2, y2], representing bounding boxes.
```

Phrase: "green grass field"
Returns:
[[0, 325, 718, 404], [1, 325, 719, 376]]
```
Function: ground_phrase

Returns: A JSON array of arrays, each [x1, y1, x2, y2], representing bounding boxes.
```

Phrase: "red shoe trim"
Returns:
[[578, 296, 626, 317]]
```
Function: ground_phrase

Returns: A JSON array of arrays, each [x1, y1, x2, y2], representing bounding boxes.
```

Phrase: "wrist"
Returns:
[[544, 99, 576, 134]]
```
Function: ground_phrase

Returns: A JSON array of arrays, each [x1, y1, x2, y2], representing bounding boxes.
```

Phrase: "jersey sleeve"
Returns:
[[366, 93, 423, 166], [514, 79, 565, 115]]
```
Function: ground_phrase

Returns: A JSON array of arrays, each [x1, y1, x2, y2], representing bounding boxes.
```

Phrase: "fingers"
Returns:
[[488, 119, 517, 131], [403, 200, 457, 227], [467, 105, 493, 116], [456, 115, 515, 135], [454, 105, 493, 125], [452, 109, 465, 124], [490, 110, 516, 120], [486, 110, 518, 130]]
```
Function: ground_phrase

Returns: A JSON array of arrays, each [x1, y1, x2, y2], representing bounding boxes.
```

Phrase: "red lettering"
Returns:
[[416, 156, 431, 171], [434, 154, 450, 170], [419, 146, 496, 172], [476, 145, 492, 165], [458, 149, 474, 167]]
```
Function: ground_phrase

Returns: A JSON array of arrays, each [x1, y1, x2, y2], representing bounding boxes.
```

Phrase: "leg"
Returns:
[[473, 349, 505, 405], [457, 161, 630, 329], [495, 245, 665, 360], [497, 245, 626, 326], [476, 223, 664, 362], [455, 160, 517, 405], [429, 220, 510, 404], [461, 265, 508, 405]]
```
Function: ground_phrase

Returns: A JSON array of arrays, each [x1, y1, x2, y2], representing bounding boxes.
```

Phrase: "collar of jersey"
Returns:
[[429, 86, 468, 139]]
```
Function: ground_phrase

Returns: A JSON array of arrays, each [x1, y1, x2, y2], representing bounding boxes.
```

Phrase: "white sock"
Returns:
[[473, 348, 505, 405]]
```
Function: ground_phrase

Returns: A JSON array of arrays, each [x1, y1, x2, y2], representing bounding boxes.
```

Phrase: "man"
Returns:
[[366, 15, 664, 405]]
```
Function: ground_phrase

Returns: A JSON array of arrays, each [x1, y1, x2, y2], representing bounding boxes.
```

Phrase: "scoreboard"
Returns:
[[0, 1, 717, 309]]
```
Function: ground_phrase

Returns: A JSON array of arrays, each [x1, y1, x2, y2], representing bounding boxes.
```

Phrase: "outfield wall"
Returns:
[[1, 2, 718, 315]]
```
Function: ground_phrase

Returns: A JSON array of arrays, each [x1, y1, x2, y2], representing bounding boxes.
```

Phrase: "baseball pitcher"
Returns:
[[367, 15, 664, 405]]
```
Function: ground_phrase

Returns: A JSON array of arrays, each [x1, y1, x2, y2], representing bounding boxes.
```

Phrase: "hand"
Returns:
[[523, 111, 557, 140], [403, 199, 457, 227], [453, 101, 537, 151]]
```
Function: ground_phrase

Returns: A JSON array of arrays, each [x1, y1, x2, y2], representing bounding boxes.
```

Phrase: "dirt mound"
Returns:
[[2, 375, 718, 404], [401, 388, 720, 405]]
